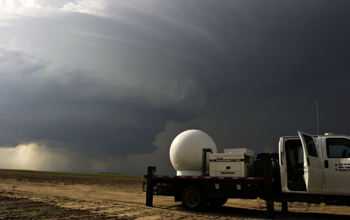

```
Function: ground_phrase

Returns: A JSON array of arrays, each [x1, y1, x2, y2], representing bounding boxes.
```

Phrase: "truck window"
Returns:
[[302, 134, 318, 157], [326, 138, 350, 158]]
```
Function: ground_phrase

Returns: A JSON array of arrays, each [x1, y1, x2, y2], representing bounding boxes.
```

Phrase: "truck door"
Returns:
[[280, 137, 307, 193], [322, 137, 350, 195], [298, 131, 324, 194]]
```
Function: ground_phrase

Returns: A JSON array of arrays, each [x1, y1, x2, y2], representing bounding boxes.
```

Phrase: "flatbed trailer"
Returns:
[[144, 159, 277, 219]]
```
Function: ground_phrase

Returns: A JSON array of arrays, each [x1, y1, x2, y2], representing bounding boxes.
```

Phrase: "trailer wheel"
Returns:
[[181, 186, 205, 211], [207, 197, 228, 207]]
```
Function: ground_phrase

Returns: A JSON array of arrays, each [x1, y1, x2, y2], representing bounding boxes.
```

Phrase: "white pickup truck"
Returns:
[[280, 131, 350, 196]]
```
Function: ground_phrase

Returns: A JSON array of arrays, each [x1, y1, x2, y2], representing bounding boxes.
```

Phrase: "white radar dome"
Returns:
[[169, 129, 217, 176]]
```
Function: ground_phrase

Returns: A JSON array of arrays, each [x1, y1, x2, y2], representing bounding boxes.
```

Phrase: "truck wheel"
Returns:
[[207, 197, 228, 207], [181, 186, 205, 211]]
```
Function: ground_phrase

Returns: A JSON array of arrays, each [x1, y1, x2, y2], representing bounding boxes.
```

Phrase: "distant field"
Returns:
[[0, 169, 142, 178]]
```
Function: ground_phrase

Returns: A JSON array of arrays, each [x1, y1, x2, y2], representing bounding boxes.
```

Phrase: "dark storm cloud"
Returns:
[[0, 0, 350, 174], [154, 0, 350, 171], [0, 15, 206, 157], [0, 56, 203, 156]]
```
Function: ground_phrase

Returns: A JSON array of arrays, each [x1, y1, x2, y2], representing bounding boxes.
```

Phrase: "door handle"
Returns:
[[307, 157, 310, 166], [324, 160, 329, 168], [280, 151, 283, 165]]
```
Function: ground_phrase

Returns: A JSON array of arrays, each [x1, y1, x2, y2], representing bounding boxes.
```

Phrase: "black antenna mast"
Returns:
[[316, 101, 319, 135]]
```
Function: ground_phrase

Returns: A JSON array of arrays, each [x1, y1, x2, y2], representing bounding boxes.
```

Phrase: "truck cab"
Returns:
[[279, 131, 350, 195]]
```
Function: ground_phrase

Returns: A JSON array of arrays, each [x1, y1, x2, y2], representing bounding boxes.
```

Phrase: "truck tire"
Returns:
[[207, 197, 228, 207], [181, 186, 205, 211]]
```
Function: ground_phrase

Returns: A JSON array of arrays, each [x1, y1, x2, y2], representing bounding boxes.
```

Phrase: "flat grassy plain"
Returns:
[[0, 168, 142, 178], [1, 169, 350, 219]]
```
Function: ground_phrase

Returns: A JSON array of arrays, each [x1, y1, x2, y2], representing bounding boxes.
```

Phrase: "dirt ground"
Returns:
[[0, 170, 350, 219]]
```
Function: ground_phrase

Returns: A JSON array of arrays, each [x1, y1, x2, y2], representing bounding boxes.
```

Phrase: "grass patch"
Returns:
[[48, 211, 62, 218], [0, 169, 142, 178]]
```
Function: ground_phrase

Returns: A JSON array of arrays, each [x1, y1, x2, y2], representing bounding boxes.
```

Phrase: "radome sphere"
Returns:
[[169, 129, 217, 176]]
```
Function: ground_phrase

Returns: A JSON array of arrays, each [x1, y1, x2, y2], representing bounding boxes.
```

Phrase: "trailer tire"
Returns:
[[181, 186, 205, 211], [207, 197, 228, 207]]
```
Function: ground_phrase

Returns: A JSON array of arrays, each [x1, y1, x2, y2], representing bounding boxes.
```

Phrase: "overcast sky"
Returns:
[[0, 0, 349, 175]]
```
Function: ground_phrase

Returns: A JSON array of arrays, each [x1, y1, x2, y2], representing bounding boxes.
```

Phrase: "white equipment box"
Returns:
[[224, 148, 255, 165], [209, 152, 253, 177]]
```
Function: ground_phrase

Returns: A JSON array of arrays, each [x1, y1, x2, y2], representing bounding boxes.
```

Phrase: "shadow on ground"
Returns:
[[176, 205, 350, 220]]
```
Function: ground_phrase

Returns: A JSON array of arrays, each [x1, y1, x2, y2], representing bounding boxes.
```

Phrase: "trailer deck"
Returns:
[[145, 161, 276, 218]]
